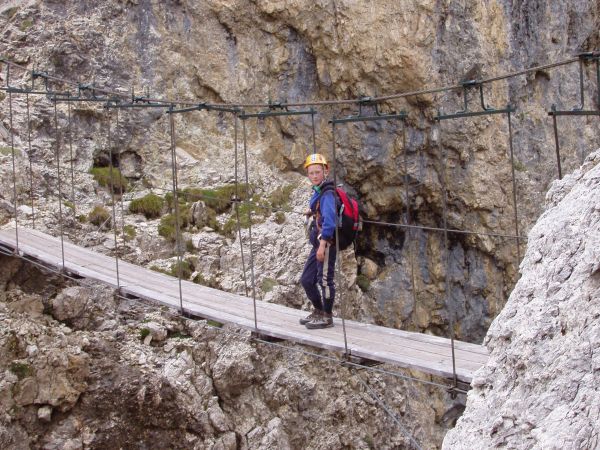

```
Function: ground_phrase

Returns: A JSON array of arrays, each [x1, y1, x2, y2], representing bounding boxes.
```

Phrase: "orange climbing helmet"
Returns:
[[304, 153, 328, 169]]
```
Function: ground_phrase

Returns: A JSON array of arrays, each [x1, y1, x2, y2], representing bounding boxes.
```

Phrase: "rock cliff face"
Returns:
[[0, 1, 599, 447], [443, 149, 600, 449], [1, 1, 598, 345], [0, 257, 457, 449]]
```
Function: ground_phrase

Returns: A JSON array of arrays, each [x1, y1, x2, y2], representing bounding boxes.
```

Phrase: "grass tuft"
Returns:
[[88, 205, 111, 228], [90, 166, 128, 194], [129, 193, 164, 219]]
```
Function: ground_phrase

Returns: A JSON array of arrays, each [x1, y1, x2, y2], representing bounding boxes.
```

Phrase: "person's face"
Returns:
[[307, 164, 328, 186]]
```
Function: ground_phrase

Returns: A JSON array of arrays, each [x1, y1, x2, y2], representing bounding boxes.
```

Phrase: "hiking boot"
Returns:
[[305, 312, 334, 329], [299, 309, 322, 325]]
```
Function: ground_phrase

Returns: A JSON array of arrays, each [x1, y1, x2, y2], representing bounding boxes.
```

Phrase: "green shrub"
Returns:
[[63, 200, 75, 210], [123, 224, 136, 241], [170, 260, 192, 279], [150, 265, 170, 275], [164, 191, 183, 211], [356, 274, 371, 292], [157, 210, 189, 242], [90, 166, 128, 194], [77, 214, 87, 223], [158, 215, 176, 241], [0, 146, 21, 157], [221, 201, 268, 238], [269, 184, 294, 209], [169, 331, 191, 339], [260, 277, 277, 293], [192, 273, 220, 289], [129, 193, 164, 219], [139, 328, 150, 340], [9, 362, 33, 380], [185, 239, 195, 252], [183, 184, 251, 214], [19, 18, 33, 31], [513, 160, 527, 172], [274, 211, 286, 224], [88, 205, 111, 228]]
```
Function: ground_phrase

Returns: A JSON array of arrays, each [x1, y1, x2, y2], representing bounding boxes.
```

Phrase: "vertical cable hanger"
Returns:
[[237, 102, 319, 332], [105, 102, 121, 290], [240, 116, 259, 331], [330, 97, 408, 360], [435, 79, 521, 262], [165, 102, 242, 314], [434, 80, 521, 395], [233, 112, 250, 297], [166, 104, 185, 314], [25, 91, 35, 228], [52, 91, 66, 271], [548, 51, 600, 178], [6, 62, 20, 254]]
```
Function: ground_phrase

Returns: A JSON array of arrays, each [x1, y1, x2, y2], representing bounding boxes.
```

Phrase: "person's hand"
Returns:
[[316, 240, 327, 262]]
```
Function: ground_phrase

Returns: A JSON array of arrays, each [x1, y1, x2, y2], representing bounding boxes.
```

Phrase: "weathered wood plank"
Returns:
[[0, 227, 489, 382]]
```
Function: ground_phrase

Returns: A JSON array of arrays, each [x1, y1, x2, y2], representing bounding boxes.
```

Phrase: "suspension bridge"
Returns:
[[0, 226, 487, 383], [0, 52, 598, 397]]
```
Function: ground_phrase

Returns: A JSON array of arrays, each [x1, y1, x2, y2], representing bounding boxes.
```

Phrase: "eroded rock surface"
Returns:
[[0, 257, 461, 449], [443, 150, 600, 449]]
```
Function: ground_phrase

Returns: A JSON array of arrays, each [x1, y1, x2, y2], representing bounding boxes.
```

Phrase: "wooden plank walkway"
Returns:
[[0, 227, 488, 383]]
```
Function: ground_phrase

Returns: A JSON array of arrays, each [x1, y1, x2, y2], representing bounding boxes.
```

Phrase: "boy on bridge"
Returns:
[[299, 153, 337, 329]]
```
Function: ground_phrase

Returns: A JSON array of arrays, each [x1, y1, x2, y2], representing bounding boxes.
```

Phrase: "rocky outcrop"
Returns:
[[0, 256, 461, 449], [443, 149, 600, 448]]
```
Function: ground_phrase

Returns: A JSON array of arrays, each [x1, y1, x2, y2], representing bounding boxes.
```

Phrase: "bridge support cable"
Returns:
[[548, 52, 600, 179], [434, 82, 524, 394], [106, 106, 121, 290], [167, 106, 185, 314], [240, 117, 259, 331], [330, 101, 409, 360], [25, 92, 36, 229], [4, 65, 24, 246], [7, 84, 20, 254], [434, 120, 459, 396], [233, 113, 250, 297], [329, 121, 350, 358], [506, 112, 521, 262], [67, 101, 76, 203], [52, 98, 66, 271], [238, 105, 318, 331], [401, 116, 420, 327], [115, 107, 126, 237], [435, 82, 522, 265]]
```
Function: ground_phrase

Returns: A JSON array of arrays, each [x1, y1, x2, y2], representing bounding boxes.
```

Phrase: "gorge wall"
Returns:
[[0, 0, 599, 448], [443, 151, 600, 449]]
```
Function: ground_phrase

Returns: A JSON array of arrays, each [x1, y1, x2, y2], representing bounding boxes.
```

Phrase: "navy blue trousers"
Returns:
[[300, 238, 337, 314]]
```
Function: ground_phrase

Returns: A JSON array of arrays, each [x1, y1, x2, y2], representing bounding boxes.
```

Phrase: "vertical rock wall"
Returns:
[[443, 150, 600, 448]]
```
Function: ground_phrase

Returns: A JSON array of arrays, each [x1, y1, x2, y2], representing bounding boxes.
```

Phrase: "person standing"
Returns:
[[299, 153, 337, 329]]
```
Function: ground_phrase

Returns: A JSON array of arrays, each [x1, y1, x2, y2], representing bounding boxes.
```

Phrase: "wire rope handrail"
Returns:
[[0, 53, 593, 109]]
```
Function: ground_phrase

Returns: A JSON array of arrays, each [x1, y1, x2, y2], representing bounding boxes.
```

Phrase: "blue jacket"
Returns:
[[309, 181, 337, 242]]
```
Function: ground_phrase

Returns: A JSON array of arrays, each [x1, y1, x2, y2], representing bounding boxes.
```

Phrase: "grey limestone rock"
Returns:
[[443, 150, 600, 449]]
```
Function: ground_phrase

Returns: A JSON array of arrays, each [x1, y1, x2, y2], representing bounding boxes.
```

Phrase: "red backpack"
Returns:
[[318, 184, 362, 250]]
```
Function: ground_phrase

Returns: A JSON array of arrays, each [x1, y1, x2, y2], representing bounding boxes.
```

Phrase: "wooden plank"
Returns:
[[0, 227, 488, 382]]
